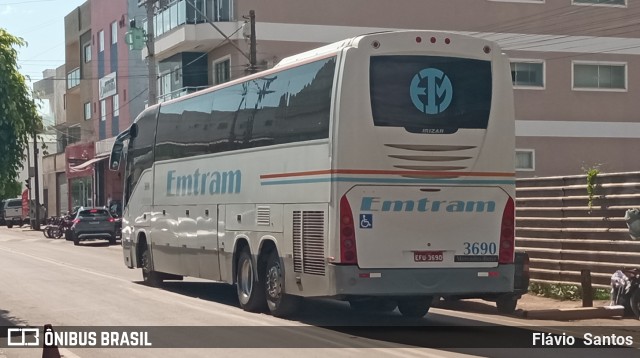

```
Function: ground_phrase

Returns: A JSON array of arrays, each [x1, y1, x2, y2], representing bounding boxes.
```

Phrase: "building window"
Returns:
[[113, 94, 120, 117], [573, 0, 625, 6], [111, 21, 118, 45], [84, 102, 91, 120], [516, 149, 535, 171], [84, 43, 92, 63], [99, 30, 105, 52], [100, 100, 107, 121], [510, 60, 544, 89], [67, 68, 80, 89], [213, 57, 230, 85], [573, 61, 626, 91], [68, 126, 81, 144]]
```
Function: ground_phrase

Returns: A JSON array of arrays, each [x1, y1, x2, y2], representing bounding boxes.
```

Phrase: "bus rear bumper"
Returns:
[[329, 264, 517, 298]]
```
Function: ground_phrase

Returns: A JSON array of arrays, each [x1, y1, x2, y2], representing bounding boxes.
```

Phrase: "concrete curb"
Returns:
[[518, 305, 626, 320]]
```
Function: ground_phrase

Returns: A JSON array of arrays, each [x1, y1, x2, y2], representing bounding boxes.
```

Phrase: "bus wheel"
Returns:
[[265, 251, 301, 317], [398, 297, 432, 318], [496, 294, 518, 314], [236, 249, 266, 312], [141, 247, 163, 287]]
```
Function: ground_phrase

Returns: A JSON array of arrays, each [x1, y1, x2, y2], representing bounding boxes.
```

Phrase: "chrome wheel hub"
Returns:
[[267, 263, 282, 299], [239, 259, 253, 297]]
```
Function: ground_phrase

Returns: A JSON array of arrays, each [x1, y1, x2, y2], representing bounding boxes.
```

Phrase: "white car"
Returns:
[[3, 198, 25, 228]]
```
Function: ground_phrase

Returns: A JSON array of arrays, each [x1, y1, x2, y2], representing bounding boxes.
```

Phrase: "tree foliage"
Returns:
[[0, 28, 42, 198]]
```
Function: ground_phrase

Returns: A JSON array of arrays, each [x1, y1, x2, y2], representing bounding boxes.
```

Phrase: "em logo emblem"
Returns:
[[410, 68, 453, 115]]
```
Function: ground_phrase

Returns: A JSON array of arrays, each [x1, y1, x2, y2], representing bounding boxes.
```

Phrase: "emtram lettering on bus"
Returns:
[[360, 196, 496, 213], [166, 169, 242, 197]]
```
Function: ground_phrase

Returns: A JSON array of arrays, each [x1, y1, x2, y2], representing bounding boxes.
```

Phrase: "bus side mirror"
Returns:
[[109, 123, 137, 171], [130, 123, 138, 139], [109, 142, 124, 171]]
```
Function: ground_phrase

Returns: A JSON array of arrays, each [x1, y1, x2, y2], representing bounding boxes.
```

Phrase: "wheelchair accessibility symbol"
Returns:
[[360, 214, 373, 229]]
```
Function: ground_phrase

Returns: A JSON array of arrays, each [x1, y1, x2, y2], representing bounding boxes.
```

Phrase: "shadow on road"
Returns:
[[0, 309, 29, 337], [125, 281, 640, 356], [139, 280, 511, 326]]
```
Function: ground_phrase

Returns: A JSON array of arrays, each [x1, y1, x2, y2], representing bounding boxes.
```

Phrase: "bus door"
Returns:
[[216, 205, 232, 283], [149, 206, 181, 274], [196, 205, 221, 281]]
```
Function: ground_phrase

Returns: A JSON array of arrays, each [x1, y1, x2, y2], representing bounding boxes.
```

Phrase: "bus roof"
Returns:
[[274, 30, 497, 68], [274, 38, 356, 68]]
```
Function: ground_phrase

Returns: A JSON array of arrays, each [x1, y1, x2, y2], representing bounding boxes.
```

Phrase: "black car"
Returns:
[[69, 208, 118, 246]]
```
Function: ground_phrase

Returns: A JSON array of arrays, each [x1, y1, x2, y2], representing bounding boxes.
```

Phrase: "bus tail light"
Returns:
[[498, 197, 515, 264], [339, 195, 358, 264]]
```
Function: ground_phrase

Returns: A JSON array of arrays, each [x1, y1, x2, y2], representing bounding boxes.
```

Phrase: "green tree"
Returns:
[[0, 179, 21, 199], [0, 29, 42, 198]]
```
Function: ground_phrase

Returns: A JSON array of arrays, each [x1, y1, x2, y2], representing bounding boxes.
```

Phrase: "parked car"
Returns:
[[3, 198, 25, 228], [68, 207, 118, 246], [0, 199, 6, 226]]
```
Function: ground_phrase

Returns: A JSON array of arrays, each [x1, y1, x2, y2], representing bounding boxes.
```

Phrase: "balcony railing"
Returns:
[[157, 85, 209, 103], [67, 68, 80, 89], [144, 0, 232, 38]]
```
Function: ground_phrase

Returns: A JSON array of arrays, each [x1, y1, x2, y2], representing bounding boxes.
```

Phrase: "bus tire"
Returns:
[[141, 246, 163, 287], [265, 250, 300, 317], [6, 222, 12, 229], [398, 297, 432, 318], [236, 248, 266, 312], [496, 294, 519, 314]]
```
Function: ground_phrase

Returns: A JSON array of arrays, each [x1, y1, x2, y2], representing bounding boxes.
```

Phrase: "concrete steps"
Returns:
[[516, 171, 640, 288]]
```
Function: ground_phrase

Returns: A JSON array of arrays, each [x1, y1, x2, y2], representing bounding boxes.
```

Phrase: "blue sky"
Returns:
[[1, 0, 86, 83]]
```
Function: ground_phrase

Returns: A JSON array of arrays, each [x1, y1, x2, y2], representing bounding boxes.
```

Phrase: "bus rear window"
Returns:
[[370, 56, 492, 133]]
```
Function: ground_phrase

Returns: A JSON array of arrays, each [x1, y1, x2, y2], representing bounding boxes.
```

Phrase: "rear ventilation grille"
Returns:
[[256, 206, 271, 226], [292, 211, 326, 276], [385, 144, 479, 176]]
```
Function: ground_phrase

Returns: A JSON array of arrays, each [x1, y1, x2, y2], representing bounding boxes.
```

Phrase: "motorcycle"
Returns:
[[42, 216, 59, 238], [611, 268, 640, 319], [44, 212, 75, 240]]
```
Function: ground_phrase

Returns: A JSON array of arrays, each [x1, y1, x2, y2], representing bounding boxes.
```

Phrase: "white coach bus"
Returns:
[[109, 30, 518, 318]]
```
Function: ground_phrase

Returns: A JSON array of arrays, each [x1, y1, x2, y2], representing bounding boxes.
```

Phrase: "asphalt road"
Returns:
[[0, 226, 638, 358]]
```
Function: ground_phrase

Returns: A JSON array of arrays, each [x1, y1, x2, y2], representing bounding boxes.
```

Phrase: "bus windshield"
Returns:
[[370, 55, 492, 133]]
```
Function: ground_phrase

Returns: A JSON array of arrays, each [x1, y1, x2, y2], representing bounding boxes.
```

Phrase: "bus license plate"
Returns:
[[414, 251, 444, 262]]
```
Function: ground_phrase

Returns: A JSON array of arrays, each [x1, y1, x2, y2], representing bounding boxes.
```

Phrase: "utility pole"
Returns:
[[249, 10, 257, 74], [33, 130, 40, 231], [145, 0, 157, 106]]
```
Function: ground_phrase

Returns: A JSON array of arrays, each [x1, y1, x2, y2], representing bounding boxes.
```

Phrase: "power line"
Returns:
[[45, 88, 149, 142]]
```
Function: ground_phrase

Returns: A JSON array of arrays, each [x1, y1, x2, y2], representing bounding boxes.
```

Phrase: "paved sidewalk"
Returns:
[[434, 293, 637, 322]]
